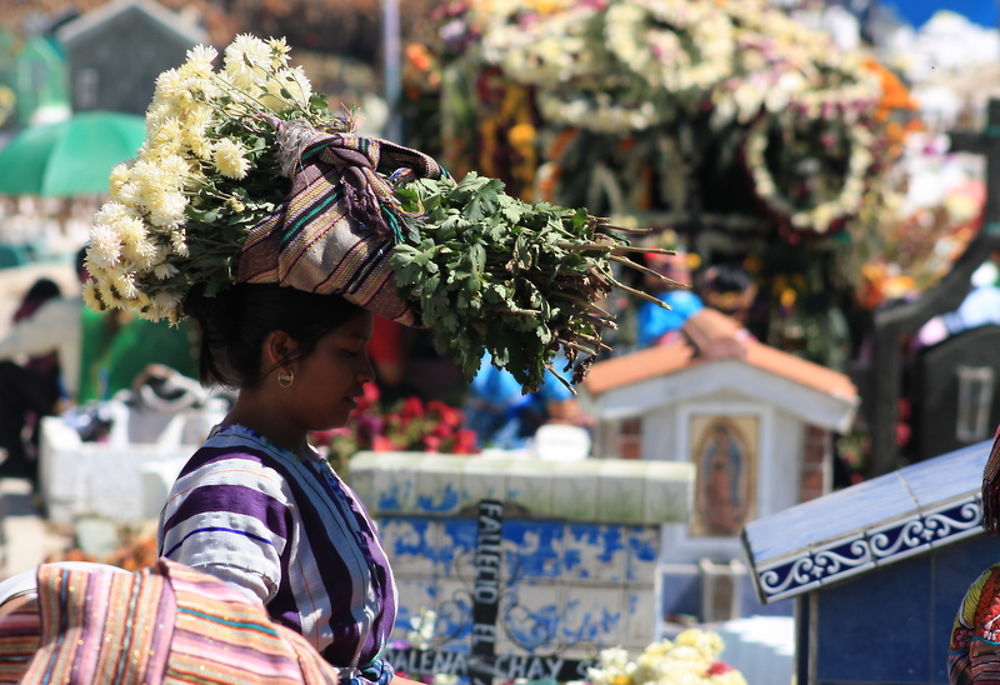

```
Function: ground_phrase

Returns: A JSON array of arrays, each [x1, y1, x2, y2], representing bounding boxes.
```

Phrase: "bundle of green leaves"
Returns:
[[393, 172, 670, 392]]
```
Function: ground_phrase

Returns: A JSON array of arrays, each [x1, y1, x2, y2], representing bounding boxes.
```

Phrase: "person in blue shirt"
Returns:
[[636, 244, 704, 348], [463, 351, 581, 449]]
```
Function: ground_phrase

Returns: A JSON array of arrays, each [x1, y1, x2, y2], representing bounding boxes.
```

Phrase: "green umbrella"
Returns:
[[0, 110, 146, 196]]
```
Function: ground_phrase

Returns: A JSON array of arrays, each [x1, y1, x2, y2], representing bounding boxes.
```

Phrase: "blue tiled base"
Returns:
[[814, 533, 996, 684], [381, 516, 660, 657]]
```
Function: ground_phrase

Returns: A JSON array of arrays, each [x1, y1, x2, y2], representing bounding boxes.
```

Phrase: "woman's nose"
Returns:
[[358, 355, 375, 384]]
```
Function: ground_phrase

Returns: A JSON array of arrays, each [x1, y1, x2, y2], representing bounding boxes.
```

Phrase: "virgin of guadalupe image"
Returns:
[[693, 419, 754, 536]]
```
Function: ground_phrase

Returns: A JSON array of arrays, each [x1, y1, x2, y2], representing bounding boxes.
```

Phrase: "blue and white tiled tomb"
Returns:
[[742, 440, 993, 684], [349, 453, 694, 659]]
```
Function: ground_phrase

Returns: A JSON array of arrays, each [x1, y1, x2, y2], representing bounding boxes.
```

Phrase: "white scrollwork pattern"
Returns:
[[757, 500, 985, 601]]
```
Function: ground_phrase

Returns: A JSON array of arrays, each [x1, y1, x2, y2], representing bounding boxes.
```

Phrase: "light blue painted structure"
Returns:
[[350, 452, 694, 658]]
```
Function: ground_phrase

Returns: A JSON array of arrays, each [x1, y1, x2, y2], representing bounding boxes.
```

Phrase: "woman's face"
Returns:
[[284, 310, 375, 432]]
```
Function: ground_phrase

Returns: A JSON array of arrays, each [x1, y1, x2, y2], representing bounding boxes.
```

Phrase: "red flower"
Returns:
[[423, 435, 442, 452], [708, 661, 735, 675], [355, 382, 380, 414], [454, 429, 478, 454], [310, 427, 349, 444], [401, 397, 425, 421], [428, 400, 463, 427]]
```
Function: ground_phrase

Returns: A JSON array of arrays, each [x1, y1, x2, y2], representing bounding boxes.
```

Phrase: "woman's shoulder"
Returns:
[[956, 562, 1000, 628], [173, 425, 293, 493]]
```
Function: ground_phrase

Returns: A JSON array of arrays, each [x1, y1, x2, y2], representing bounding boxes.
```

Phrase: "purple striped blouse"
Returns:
[[157, 424, 396, 684]]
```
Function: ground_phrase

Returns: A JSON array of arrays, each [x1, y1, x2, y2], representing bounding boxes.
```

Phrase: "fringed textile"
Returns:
[[238, 120, 447, 325]]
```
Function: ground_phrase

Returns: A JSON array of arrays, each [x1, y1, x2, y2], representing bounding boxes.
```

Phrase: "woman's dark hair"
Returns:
[[702, 264, 753, 295], [183, 283, 366, 388], [24, 278, 61, 303]]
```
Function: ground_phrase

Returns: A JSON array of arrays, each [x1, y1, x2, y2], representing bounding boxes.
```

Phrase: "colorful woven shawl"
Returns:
[[0, 559, 343, 684], [237, 121, 447, 325], [949, 563, 1000, 684]]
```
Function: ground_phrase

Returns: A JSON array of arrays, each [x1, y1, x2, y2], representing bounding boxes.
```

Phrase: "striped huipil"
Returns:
[[157, 424, 396, 685]]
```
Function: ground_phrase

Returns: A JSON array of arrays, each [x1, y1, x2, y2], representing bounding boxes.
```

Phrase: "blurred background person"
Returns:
[[636, 231, 704, 348]]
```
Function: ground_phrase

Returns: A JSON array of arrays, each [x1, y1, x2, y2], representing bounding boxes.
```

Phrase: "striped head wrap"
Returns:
[[237, 119, 447, 325]]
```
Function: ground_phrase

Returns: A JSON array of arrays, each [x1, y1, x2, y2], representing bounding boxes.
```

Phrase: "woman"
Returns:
[[949, 431, 1000, 682], [157, 282, 410, 685]]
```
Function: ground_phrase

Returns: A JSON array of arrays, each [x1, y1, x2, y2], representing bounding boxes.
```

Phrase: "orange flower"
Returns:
[[405, 43, 432, 73]]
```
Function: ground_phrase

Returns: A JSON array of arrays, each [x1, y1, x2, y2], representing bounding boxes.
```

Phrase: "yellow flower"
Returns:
[[674, 629, 723, 659], [508, 123, 535, 147], [213, 138, 251, 179]]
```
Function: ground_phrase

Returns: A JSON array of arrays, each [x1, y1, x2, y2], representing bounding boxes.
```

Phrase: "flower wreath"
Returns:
[[604, 0, 734, 95], [744, 115, 874, 234], [480, 5, 601, 87], [537, 85, 673, 133]]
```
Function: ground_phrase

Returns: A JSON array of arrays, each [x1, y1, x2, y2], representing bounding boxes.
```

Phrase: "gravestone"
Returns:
[[349, 452, 694, 667], [912, 324, 1000, 461], [865, 99, 1000, 476], [742, 440, 991, 684], [56, 0, 205, 116]]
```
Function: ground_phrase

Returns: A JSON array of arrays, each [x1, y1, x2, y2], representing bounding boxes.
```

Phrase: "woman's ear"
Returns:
[[262, 330, 299, 370]]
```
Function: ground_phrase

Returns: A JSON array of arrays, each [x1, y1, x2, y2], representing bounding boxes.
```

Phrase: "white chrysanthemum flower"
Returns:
[[179, 104, 214, 159], [89, 223, 122, 269], [185, 44, 218, 72], [112, 181, 141, 208], [148, 192, 188, 228], [116, 216, 158, 269], [153, 290, 183, 315], [153, 68, 193, 105], [153, 261, 180, 280], [262, 66, 313, 111], [267, 37, 291, 67], [170, 229, 189, 257], [674, 629, 723, 659], [108, 164, 131, 196], [113, 272, 139, 301], [159, 153, 192, 181], [81, 281, 106, 312], [99, 279, 124, 308], [146, 116, 184, 156], [224, 33, 272, 89], [93, 201, 131, 225], [213, 138, 251, 179]]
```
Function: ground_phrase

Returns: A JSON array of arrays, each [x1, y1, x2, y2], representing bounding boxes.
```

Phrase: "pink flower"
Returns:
[[372, 435, 398, 452]]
